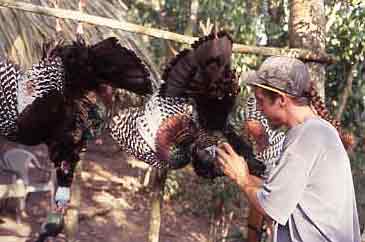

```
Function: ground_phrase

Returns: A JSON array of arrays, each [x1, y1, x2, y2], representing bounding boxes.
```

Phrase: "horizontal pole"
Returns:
[[0, 0, 337, 63]]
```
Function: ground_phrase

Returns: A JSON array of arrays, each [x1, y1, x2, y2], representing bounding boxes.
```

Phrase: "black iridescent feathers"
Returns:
[[161, 31, 239, 130], [162, 31, 237, 99], [50, 37, 153, 98]]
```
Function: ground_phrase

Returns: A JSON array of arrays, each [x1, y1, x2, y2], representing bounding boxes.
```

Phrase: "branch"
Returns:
[[336, 63, 358, 121], [232, 45, 336, 63], [0, 0, 337, 63]]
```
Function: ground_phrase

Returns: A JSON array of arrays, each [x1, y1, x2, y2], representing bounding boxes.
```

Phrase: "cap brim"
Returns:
[[242, 70, 288, 96]]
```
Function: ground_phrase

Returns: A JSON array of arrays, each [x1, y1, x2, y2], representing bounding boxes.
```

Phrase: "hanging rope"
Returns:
[[76, 0, 85, 36], [52, 0, 62, 33]]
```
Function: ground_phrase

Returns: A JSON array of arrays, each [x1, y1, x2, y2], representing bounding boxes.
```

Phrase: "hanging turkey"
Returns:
[[110, 31, 287, 179], [110, 31, 240, 173], [0, 36, 152, 188]]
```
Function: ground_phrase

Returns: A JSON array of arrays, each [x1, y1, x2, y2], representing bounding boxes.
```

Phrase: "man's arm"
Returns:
[[216, 143, 267, 216], [240, 175, 267, 216]]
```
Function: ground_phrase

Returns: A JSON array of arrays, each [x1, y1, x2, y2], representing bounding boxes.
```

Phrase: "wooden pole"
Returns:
[[147, 169, 167, 242], [0, 0, 336, 63], [63, 150, 85, 242]]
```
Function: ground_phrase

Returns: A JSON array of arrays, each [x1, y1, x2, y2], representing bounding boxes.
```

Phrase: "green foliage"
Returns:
[[126, 0, 268, 70], [164, 168, 246, 218], [198, 0, 256, 43], [325, 1, 365, 167], [164, 0, 191, 33], [326, 1, 365, 64], [163, 169, 185, 201]]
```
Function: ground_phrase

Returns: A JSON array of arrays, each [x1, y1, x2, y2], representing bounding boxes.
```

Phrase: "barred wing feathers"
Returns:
[[110, 107, 166, 168], [0, 37, 155, 191], [110, 91, 198, 169], [0, 58, 21, 138]]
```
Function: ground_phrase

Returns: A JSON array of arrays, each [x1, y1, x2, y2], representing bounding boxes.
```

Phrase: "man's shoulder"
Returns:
[[302, 117, 331, 129], [285, 118, 339, 151], [295, 118, 337, 138]]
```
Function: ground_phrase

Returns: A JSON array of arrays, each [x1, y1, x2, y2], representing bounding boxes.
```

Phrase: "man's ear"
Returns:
[[278, 94, 288, 107]]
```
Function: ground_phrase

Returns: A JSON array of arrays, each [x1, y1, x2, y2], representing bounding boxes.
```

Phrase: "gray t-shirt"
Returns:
[[257, 118, 361, 242]]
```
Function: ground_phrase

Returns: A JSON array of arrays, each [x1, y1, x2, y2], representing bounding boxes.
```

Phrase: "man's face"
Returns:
[[254, 87, 284, 128]]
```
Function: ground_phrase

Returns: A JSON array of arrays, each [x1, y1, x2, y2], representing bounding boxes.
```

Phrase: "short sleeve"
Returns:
[[257, 151, 313, 225]]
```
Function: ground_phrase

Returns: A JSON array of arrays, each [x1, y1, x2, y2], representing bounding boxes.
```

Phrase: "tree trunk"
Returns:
[[184, 0, 199, 36], [266, 0, 286, 47], [147, 169, 167, 242], [289, 0, 326, 96]]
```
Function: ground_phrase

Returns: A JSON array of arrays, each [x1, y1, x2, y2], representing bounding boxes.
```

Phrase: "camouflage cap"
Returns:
[[245, 56, 310, 97]]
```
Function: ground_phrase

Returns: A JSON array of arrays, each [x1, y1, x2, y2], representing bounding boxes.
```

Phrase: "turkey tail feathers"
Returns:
[[161, 49, 195, 96], [161, 31, 238, 130], [90, 37, 153, 95], [110, 31, 239, 170], [50, 37, 152, 98], [162, 31, 237, 99]]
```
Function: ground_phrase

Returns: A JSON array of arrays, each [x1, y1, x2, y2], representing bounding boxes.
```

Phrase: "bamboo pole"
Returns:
[[63, 150, 84, 242], [0, 0, 337, 63], [147, 169, 167, 242]]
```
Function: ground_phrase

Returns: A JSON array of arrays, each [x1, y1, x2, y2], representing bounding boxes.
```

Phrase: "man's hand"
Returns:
[[216, 142, 250, 188], [217, 142, 268, 217]]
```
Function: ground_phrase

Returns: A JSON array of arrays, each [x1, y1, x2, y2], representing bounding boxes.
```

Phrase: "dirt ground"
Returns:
[[2, 134, 363, 242], [0, 135, 246, 242]]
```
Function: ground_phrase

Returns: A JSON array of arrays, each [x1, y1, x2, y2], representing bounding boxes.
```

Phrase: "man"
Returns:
[[217, 56, 361, 242], [228, 95, 286, 241]]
